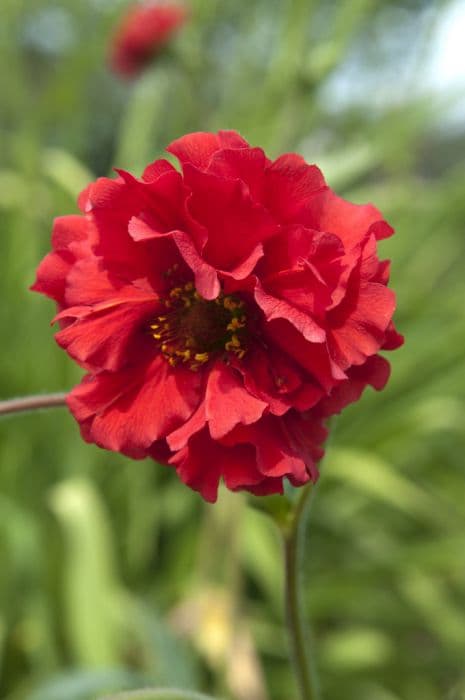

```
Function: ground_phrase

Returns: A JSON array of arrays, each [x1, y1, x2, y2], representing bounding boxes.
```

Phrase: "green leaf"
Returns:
[[49, 478, 126, 667], [101, 690, 218, 700], [42, 147, 94, 198], [326, 447, 439, 523], [26, 669, 146, 700], [127, 601, 201, 689]]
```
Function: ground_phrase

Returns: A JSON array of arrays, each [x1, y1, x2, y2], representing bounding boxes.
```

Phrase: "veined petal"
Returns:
[[68, 355, 201, 456], [205, 361, 268, 439]]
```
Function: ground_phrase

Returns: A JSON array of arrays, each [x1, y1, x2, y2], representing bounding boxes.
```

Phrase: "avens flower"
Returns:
[[32, 131, 403, 502], [109, 1, 188, 78]]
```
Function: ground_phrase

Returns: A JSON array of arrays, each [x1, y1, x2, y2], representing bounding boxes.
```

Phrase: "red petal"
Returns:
[[208, 147, 268, 199], [55, 293, 158, 371], [128, 221, 217, 300], [64, 256, 129, 306], [329, 282, 396, 368], [217, 130, 249, 149], [382, 322, 404, 350], [183, 164, 277, 273], [142, 158, 177, 182], [304, 189, 393, 250], [283, 411, 328, 480], [167, 132, 225, 170], [169, 428, 222, 503], [167, 401, 207, 451], [85, 176, 168, 284], [205, 361, 268, 439], [254, 281, 325, 343], [170, 426, 279, 502], [260, 227, 347, 318], [51, 215, 90, 250], [241, 345, 302, 416], [110, 3, 188, 78], [31, 251, 74, 304], [318, 354, 391, 416], [31, 216, 90, 303], [222, 416, 309, 482], [265, 318, 345, 391], [167, 130, 249, 171], [68, 355, 201, 455], [264, 154, 326, 223], [172, 230, 220, 299]]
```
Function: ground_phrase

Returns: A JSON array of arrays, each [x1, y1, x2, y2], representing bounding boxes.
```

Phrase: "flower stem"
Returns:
[[283, 482, 321, 700], [0, 393, 68, 417]]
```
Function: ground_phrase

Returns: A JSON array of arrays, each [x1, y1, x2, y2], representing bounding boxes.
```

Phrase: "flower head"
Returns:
[[109, 1, 188, 78], [32, 131, 403, 502]]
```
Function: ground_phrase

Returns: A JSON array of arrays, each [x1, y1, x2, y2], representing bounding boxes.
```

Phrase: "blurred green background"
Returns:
[[1, 0, 465, 699]]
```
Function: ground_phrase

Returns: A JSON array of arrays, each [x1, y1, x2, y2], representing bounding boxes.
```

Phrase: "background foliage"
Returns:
[[1, 1, 465, 699]]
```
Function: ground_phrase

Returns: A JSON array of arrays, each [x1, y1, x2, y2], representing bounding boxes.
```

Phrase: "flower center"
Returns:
[[150, 282, 248, 370]]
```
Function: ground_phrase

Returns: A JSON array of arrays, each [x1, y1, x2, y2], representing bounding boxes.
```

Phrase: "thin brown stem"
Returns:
[[0, 393, 68, 417]]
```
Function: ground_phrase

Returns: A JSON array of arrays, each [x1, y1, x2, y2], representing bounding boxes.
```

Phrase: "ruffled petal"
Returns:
[[31, 215, 90, 304], [254, 281, 325, 343], [208, 147, 268, 200], [168, 428, 224, 503], [54, 292, 159, 371], [328, 282, 396, 368], [265, 318, 346, 391], [382, 322, 404, 350], [260, 226, 346, 318], [304, 189, 393, 249], [167, 130, 249, 170], [68, 355, 201, 456], [205, 361, 268, 439], [183, 164, 277, 273], [167, 132, 225, 170], [318, 354, 391, 417], [221, 416, 310, 483], [283, 411, 328, 481], [264, 154, 326, 223]]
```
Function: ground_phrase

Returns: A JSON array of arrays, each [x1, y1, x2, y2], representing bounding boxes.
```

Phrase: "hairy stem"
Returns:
[[0, 393, 68, 417], [283, 482, 321, 700]]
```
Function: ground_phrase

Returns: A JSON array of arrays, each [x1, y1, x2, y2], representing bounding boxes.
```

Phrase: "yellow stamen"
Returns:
[[223, 297, 237, 311], [225, 334, 240, 351], [227, 317, 245, 332], [176, 349, 192, 362], [151, 282, 248, 370], [194, 352, 209, 364]]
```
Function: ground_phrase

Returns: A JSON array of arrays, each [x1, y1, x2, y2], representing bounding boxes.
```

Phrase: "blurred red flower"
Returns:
[[109, 1, 188, 78], [32, 131, 403, 502]]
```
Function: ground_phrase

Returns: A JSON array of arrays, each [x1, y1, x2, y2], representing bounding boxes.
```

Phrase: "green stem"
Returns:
[[0, 393, 67, 417], [283, 482, 321, 700]]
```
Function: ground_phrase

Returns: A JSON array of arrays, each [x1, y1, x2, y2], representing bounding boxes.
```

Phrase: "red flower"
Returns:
[[32, 131, 403, 502], [109, 1, 188, 78]]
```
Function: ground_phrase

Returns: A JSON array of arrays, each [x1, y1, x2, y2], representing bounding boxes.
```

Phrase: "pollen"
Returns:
[[227, 316, 246, 332], [149, 281, 249, 370], [194, 352, 209, 363]]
